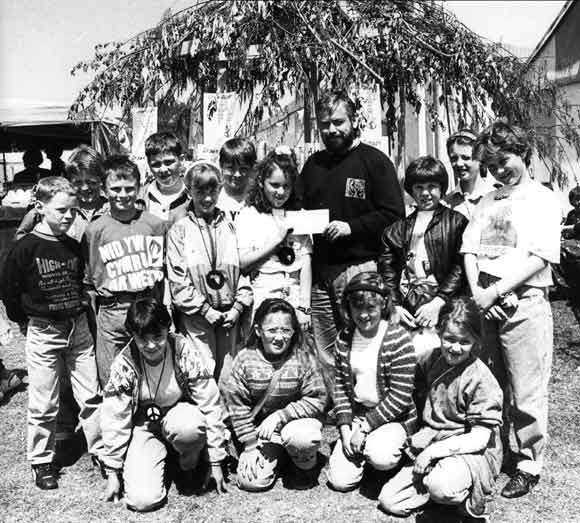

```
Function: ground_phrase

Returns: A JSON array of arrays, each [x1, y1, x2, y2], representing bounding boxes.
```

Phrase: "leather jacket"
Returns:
[[378, 204, 468, 305]]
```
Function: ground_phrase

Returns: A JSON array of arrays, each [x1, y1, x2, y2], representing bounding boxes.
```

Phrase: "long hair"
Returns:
[[246, 149, 300, 213], [245, 298, 303, 353]]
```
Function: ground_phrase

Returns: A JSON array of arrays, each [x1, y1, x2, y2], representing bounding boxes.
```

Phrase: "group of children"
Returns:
[[0, 121, 560, 521]]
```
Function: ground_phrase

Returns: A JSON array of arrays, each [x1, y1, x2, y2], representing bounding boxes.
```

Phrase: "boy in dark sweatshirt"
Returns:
[[1, 176, 103, 490]]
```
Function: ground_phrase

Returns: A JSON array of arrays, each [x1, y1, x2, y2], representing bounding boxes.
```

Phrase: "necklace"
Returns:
[[141, 346, 168, 422], [194, 214, 226, 290]]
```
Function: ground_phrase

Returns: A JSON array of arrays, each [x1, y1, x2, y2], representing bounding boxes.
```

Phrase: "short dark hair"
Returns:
[[316, 89, 357, 121], [446, 128, 478, 152], [125, 298, 172, 338], [403, 155, 449, 196], [103, 155, 141, 187], [33, 176, 76, 203], [246, 149, 300, 213], [144, 132, 182, 160], [246, 298, 304, 354], [475, 121, 533, 167], [23, 149, 43, 168], [219, 137, 257, 168], [341, 271, 393, 329], [437, 296, 482, 350], [65, 145, 105, 184]]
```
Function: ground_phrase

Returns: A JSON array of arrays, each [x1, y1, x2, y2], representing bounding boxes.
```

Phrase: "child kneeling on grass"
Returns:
[[224, 298, 327, 491], [327, 271, 417, 492], [101, 298, 227, 512], [379, 297, 503, 521]]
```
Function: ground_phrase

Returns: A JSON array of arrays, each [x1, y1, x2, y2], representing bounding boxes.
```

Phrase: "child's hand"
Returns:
[[413, 449, 434, 476], [396, 306, 416, 329], [204, 307, 224, 326], [414, 297, 445, 328], [472, 285, 497, 312], [203, 463, 228, 494], [238, 447, 264, 481], [324, 220, 351, 242], [222, 307, 240, 329], [257, 412, 281, 440], [102, 473, 122, 502], [349, 424, 367, 456], [339, 425, 355, 459]]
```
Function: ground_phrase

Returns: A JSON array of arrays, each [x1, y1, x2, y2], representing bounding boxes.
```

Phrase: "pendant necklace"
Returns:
[[195, 214, 226, 290], [272, 210, 295, 265], [141, 348, 167, 422]]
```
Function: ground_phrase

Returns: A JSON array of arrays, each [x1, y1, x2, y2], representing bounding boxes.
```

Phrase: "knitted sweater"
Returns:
[[224, 346, 327, 448], [334, 322, 417, 433]]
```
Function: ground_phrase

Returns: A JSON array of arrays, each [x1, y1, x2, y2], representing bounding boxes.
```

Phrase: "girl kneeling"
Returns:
[[224, 298, 327, 491], [379, 297, 503, 520], [327, 272, 417, 492], [101, 298, 227, 512]]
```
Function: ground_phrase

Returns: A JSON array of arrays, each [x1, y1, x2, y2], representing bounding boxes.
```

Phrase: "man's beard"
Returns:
[[323, 131, 355, 154]]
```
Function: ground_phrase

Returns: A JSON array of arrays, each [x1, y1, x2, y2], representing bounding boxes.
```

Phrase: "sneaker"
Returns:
[[32, 463, 58, 490], [0, 368, 22, 400], [501, 470, 539, 498]]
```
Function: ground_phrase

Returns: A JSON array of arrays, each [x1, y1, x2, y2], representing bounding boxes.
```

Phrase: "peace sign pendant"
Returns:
[[145, 403, 162, 422], [206, 269, 226, 290]]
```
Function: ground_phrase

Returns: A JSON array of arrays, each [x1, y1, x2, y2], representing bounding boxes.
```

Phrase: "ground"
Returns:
[[1, 299, 580, 523]]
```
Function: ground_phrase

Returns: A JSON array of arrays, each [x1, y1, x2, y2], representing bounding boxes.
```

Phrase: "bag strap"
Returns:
[[250, 364, 285, 421]]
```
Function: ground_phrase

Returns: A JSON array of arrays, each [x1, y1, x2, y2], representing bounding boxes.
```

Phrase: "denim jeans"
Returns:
[[311, 260, 377, 391], [95, 301, 133, 389], [25, 313, 103, 464], [480, 287, 553, 476]]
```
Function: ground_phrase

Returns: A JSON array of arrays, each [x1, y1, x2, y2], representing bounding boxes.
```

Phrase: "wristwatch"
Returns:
[[297, 306, 311, 315]]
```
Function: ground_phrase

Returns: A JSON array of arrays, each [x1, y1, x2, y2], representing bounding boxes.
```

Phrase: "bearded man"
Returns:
[[298, 90, 404, 376]]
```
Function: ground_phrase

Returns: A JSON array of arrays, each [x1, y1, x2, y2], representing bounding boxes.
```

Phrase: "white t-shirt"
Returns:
[[236, 206, 312, 308], [461, 180, 560, 287], [217, 188, 246, 221], [350, 320, 388, 408]]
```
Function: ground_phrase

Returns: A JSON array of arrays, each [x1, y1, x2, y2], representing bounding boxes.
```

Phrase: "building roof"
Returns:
[[527, 0, 574, 65]]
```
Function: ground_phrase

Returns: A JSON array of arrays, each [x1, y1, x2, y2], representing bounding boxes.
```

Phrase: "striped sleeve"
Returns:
[[223, 350, 259, 449], [333, 332, 354, 427], [278, 353, 327, 423], [366, 325, 416, 430]]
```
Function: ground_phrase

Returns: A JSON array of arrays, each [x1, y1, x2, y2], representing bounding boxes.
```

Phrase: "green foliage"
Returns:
[[70, 0, 580, 186]]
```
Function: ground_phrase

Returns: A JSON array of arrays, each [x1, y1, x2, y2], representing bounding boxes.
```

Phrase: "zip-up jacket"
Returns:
[[101, 332, 227, 470], [378, 204, 468, 305], [167, 209, 252, 315]]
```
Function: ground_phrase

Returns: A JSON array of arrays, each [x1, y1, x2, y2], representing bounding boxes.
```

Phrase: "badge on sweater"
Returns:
[[345, 178, 366, 199]]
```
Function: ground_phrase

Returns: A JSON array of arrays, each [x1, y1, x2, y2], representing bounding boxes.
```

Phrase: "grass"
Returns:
[[1, 299, 580, 523]]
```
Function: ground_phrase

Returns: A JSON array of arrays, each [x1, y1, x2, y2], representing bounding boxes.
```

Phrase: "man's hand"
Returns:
[[396, 306, 417, 329], [238, 447, 264, 481], [102, 473, 122, 502], [257, 412, 281, 441], [203, 463, 228, 494], [204, 307, 224, 326], [414, 296, 445, 328], [484, 304, 508, 321], [222, 307, 240, 329], [324, 221, 351, 242]]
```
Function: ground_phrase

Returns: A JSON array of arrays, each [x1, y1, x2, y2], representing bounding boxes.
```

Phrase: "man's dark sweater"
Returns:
[[1, 231, 85, 323], [299, 143, 404, 266]]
